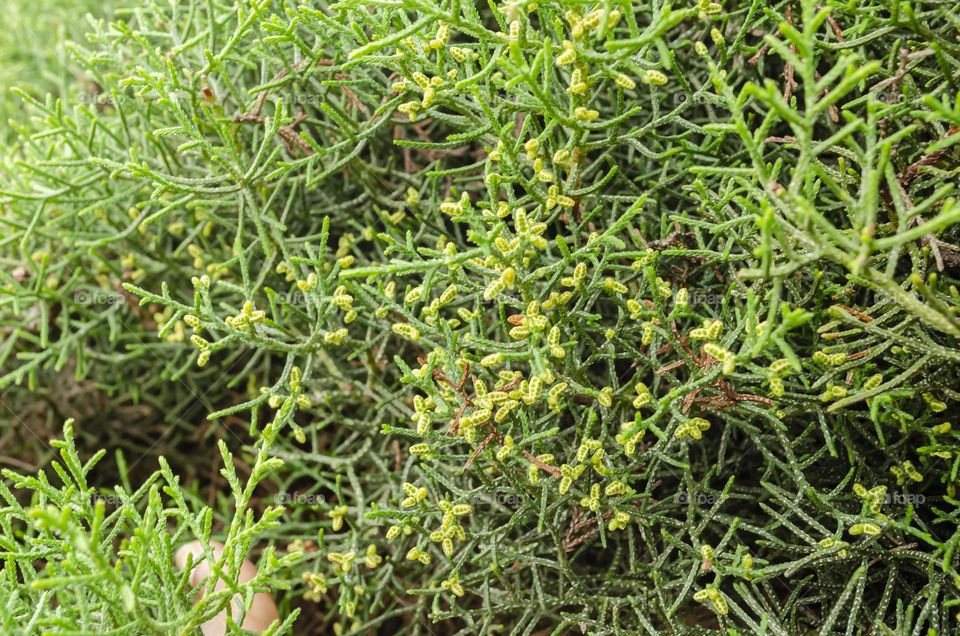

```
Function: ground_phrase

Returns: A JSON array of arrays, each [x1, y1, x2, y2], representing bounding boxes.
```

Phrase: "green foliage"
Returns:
[[0, 0, 119, 145], [0, 420, 298, 634], [3, 0, 960, 633]]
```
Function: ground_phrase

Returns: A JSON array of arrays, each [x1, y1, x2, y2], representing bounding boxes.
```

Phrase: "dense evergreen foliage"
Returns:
[[2, 0, 960, 633]]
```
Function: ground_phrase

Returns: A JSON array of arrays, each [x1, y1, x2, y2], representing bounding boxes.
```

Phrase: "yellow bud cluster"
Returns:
[[329, 504, 349, 532], [813, 350, 848, 367], [853, 483, 887, 517], [528, 453, 555, 484], [643, 69, 668, 86], [632, 382, 651, 409], [574, 107, 600, 121], [391, 323, 420, 341], [608, 510, 631, 531], [698, 0, 724, 19], [693, 586, 728, 615], [604, 278, 628, 295], [819, 384, 848, 402], [546, 185, 576, 210], [225, 300, 266, 330], [615, 420, 645, 457], [675, 417, 711, 441], [561, 262, 587, 288], [890, 461, 923, 485], [324, 328, 349, 345], [555, 41, 576, 66], [405, 546, 431, 565], [580, 483, 601, 511], [702, 342, 735, 375], [327, 550, 356, 573], [547, 382, 568, 412], [923, 392, 948, 412], [440, 573, 465, 597], [400, 482, 428, 508], [558, 463, 586, 494]]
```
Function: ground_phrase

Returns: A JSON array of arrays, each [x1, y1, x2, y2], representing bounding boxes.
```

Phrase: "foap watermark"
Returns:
[[669, 90, 906, 107], [286, 94, 324, 108], [271, 290, 311, 307], [687, 291, 727, 308], [273, 492, 325, 506], [75, 291, 125, 306], [91, 493, 126, 507], [884, 492, 926, 506], [675, 490, 719, 505], [76, 89, 195, 108], [471, 492, 526, 507], [673, 490, 929, 507]]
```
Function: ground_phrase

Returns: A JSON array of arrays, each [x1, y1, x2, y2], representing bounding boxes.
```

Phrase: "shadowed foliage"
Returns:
[[2, 0, 960, 633]]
